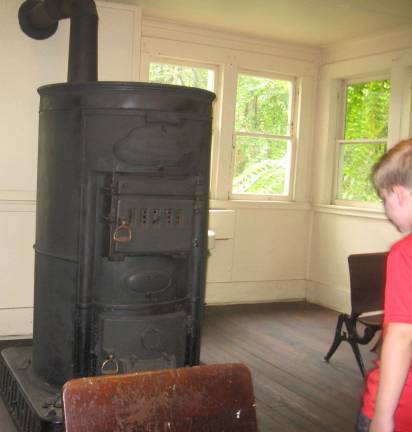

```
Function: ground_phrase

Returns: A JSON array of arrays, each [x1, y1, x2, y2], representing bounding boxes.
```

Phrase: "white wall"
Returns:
[[307, 208, 402, 312], [308, 28, 412, 312], [206, 205, 311, 304]]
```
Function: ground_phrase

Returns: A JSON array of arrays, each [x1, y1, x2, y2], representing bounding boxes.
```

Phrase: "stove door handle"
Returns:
[[101, 354, 119, 375], [113, 218, 132, 243]]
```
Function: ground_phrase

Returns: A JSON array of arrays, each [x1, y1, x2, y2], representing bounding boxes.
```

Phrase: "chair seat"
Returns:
[[358, 313, 383, 327]]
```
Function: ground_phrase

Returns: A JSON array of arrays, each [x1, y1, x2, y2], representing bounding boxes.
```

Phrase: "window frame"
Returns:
[[333, 75, 390, 207], [229, 69, 298, 202]]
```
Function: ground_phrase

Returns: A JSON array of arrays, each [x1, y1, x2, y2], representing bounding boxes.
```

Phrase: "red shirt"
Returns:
[[362, 234, 412, 431]]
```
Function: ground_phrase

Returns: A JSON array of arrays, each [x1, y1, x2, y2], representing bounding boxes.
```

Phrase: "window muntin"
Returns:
[[232, 73, 295, 198], [336, 79, 390, 203], [148, 62, 215, 91]]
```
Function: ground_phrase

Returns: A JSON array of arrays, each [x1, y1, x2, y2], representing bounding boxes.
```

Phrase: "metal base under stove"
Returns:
[[0, 347, 63, 432]]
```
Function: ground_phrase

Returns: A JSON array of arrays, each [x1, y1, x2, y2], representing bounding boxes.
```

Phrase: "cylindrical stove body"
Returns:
[[32, 82, 215, 387]]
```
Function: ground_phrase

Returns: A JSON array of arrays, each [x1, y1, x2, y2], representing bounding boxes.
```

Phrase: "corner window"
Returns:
[[231, 72, 296, 199], [336, 79, 390, 203]]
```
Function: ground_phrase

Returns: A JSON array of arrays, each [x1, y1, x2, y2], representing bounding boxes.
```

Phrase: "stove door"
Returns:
[[94, 311, 188, 375]]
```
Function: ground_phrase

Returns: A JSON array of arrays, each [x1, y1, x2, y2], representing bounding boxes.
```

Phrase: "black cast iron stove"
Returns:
[[0, 1, 215, 431]]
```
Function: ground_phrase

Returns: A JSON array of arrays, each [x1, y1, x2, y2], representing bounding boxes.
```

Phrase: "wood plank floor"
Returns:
[[200, 301, 378, 431], [0, 302, 378, 431]]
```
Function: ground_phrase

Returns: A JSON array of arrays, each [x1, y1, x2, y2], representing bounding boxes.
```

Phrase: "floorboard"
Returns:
[[200, 301, 378, 431], [0, 302, 378, 431]]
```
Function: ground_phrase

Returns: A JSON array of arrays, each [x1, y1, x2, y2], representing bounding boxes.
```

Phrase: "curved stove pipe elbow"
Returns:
[[18, 0, 98, 82]]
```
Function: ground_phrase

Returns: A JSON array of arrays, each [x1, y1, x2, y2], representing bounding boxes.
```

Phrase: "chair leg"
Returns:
[[346, 319, 366, 377], [324, 314, 346, 362], [324, 314, 377, 376], [350, 340, 366, 377]]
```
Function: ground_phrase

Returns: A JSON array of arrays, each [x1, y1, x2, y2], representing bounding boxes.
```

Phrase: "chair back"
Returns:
[[348, 252, 387, 315], [62, 363, 258, 432]]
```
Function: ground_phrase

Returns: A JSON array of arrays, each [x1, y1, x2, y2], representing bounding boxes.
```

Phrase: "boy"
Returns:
[[357, 139, 412, 432]]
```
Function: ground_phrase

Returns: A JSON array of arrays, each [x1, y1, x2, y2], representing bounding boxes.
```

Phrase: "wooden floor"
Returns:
[[200, 302, 378, 432], [0, 302, 378, 431]]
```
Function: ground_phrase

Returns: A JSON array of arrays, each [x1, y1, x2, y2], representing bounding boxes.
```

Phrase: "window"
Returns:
[[336, 79, 390, 203], [148, 61, 215, 91], [231, 72, 295, 199]]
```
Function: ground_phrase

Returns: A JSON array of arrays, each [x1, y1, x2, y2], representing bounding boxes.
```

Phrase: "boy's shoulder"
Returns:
[[391, 233, 412, 254]]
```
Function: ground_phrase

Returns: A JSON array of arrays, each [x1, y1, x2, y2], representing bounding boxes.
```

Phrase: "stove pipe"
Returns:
[[18, 0, 98, 82]]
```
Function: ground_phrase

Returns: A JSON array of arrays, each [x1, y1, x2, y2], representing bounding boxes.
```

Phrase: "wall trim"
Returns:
[[0, 199, 36, 213], [322, 25, 412, 65], [142, 17, 321, 65], [313, 204, 386, 220], [205, 279, 306, 305], [210, 199, 311, 211]]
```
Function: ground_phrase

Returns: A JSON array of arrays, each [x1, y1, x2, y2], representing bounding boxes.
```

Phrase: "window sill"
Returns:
[[209, 199, 311, 211], [209, 200, 386, 218], [313, 203, 387, 220]]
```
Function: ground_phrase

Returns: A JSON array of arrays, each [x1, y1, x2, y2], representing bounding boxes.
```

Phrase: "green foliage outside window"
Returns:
[[235, 75, 291, 135], [337, 80, 390, 202], [233, 74, 293, 196], [233, 136, 288, 194], [345, 80, 390, 140], [149, 63, 214, 90], [339, 142, 387, 201]]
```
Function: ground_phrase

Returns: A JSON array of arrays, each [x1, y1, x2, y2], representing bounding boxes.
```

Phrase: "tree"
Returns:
[[149, 63, 212, 90], [338, 80, 390, 202], [232, 74, 292, 195]]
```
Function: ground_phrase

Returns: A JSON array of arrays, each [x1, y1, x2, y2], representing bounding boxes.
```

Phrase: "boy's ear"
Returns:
[[393, 185, 412, 206]]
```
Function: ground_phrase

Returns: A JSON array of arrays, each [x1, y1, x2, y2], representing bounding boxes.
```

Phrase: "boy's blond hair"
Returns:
[[372, 139, 412, 192]]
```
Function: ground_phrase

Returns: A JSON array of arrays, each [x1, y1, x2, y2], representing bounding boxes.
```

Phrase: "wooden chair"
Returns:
[[62, 363, 258, 432], [324, 252, 387, 376]]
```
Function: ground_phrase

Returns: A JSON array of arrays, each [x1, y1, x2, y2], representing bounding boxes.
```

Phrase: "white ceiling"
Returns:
[[115, 0, 412, 47]]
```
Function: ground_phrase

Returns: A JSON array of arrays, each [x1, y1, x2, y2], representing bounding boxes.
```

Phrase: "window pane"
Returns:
[[337, 142, 386, 201], [235, 74, 292, 135], [149, 63, 214, 91], [344, 80, 390, 140], [232, 136, 290, 195]]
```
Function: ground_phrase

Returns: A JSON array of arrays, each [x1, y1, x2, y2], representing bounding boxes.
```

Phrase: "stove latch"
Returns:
[[101, 352, 119, 375], [113, 217, 132, 243]]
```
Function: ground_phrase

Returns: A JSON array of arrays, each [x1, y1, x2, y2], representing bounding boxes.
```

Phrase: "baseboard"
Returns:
[[205, 279, 306, 305], [305, 280, 350, 313], [0, 308, 33, 339]]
